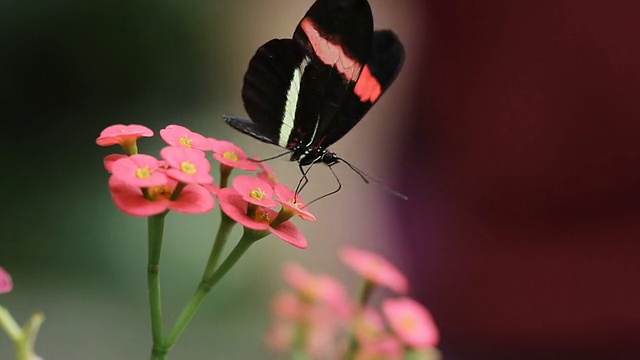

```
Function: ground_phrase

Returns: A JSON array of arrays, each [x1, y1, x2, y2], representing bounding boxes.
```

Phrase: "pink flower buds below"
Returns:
[[340, 247, 409, 294], [382, 297, 439, 348]]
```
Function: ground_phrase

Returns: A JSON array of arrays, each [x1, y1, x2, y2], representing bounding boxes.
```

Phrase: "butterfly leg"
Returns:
[[294, 163, 313, 200], [307, 164, 343, 206]]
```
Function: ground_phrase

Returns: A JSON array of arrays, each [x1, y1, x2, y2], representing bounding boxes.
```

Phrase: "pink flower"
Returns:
[[103, 154, 127, 172], [257, 161, 278, 187], [110, 154, 167, 188], [210, 138, 258, 171], [232, 175, 278, 208], [109, 176, 215, 216], [340, 247, 408, 294], [382, 297, 439, 348], [160, 146, 213, 185], [271, 292, 307, 319], [159, 124, 212, 151], [282, 263, 352, 318], [274, 183, 316, 221], [217, 188, 307, 248], [96, 124, 153, 147], [0, 266, 13, 294]]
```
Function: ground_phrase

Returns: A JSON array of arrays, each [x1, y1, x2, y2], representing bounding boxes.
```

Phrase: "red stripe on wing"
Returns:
[[300, 18, 361, 82], [354, 65, 381, 102]]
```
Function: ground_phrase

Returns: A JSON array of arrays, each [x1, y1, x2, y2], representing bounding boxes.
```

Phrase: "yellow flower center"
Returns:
[[250, 188, 266, 200], [136, 166, 151, 179], [180, 161, 197, 174], [149, 185, 172, 200], [253, 210, 271, 223], [223, 151, 238, 161], [179, 136, 192, 147], [288, 199, 301, 208], [400, 316, 417, 330]]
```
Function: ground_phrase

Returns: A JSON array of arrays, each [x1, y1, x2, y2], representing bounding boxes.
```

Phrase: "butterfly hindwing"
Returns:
[[315, 30, 406, 148]]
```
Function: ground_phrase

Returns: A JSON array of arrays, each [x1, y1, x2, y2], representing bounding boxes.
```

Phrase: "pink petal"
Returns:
[[271, 220, 307, 248], [103, 154, 127, 172], [210, 138, 259, 171], [160, 146, 213, 184], [382, 297, 439, 348], [108, 176, 169, 216], [232, 175, 278, 207], [169, 184, 216, 214], [96, 124, 153, 146], [0, 266, 13, 294], [111, 154, 167, 188], [340, 247, 408, 294], [274, 183, 316, 221], [160, 124, 212, 151], [217, 188, 271, 230]]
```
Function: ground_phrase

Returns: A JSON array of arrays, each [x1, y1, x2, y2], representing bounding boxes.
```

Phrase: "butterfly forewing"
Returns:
[[241, 38, 308, 146]]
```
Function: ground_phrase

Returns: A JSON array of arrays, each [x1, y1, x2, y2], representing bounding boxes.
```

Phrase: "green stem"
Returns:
[[344, 280, 376, 360], [357, 279, 375, 307], [0, 306, 22, 341], [201, 212, 236, 280], [0, 308, 45, 360], [164, 229, 265, 348], [290, 320, 308, 360], [148, 213, 167, 359], [18, 312, 44, 360]]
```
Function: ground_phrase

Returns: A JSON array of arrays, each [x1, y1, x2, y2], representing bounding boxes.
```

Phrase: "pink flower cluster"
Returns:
[[97, 124, 314, 247], [266, 247, 440, 360]]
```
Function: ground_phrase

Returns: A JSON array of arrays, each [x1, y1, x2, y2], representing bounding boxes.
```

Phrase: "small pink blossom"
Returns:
[[382, 297, 439, 348], [210, 138, 258, 171], [340, 247, 408, 294], [96, 124, 153, 147], [217, 188, 307, 248], [103, 154, 127, 172], [274, 183, 316, 221], [109, 176, 215, 216], [232, 175, 278, 208], [110, 154, 167, 188], [160, 146, 213, 185], [282, 263, 352, 318], [160, 124, 212, 151], [0, 266, 13, 294], [257, 161, 279, 186], [271, 292, 306, 319]]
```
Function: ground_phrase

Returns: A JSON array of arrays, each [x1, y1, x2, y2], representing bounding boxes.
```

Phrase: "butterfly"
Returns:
[[225, 0, 405, 196]]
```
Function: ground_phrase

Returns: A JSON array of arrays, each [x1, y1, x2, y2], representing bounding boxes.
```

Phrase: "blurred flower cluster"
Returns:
[[266, 247, 440, 360]]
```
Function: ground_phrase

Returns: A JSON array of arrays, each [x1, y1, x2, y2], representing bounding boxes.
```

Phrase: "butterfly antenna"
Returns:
[[335, 156, 409, 200], [251, 150, 291, 162], [307, 164, 343, 206]]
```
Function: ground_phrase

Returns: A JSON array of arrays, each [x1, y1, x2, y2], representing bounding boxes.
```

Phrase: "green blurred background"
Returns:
[[0, 0, 422, 358]]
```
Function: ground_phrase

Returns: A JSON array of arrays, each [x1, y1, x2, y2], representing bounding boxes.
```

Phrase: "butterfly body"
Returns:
[[225, 0, 405, 170]]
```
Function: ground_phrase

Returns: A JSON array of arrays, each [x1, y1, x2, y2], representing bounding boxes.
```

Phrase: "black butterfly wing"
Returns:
[[288, 0, 374, 146], [315, 30, 405, 148], [230, 38, 307, 147]]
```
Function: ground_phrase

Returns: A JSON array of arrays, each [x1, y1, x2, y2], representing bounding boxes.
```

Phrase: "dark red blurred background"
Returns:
[[400, 1, 640, 358]]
